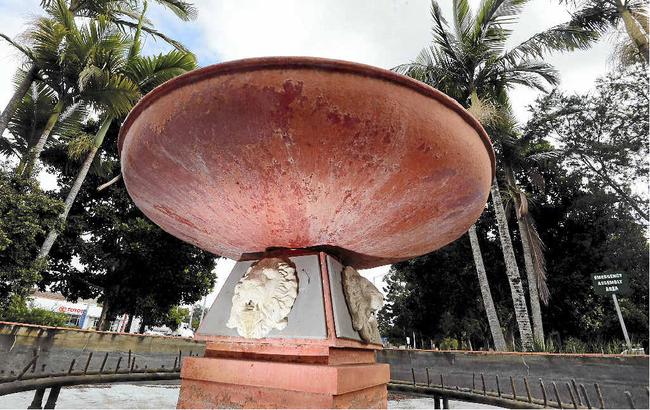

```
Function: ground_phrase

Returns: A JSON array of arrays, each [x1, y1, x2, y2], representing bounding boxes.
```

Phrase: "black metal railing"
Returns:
[[388, 367, 648, 409]]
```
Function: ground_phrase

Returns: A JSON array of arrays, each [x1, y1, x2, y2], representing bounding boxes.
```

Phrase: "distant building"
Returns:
[[29, 291, 141, 332]]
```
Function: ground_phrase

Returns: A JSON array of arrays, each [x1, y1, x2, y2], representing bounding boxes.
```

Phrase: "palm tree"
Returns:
[[5, 80, 88, 166], [0, 0, 196, 149], [499, 127, 559, 345], [561, 0, 648, 63], [468, 224, 507, 351], [395, 0, 594, 351], [37, 3, 197, 260]]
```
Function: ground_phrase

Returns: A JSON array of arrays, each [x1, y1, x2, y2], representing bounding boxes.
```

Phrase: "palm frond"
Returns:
[[128, 1, 148, 61], [430, 1, 461, 62], [125, 50, 196, 94], [472, 0, 528, 53], [7, 81, 58, 154], [452, 0, 473, 40], [521, 214, 549, 304], [153, 0, 198, 21], [81, 74, 140, 117], [0, 33, 34, 61], [67, 133, 95, 160], [499, 60, 559, 91], [564, 2, 618, 35], [114, 18, 188, 52], [503, 23, 597, 63]]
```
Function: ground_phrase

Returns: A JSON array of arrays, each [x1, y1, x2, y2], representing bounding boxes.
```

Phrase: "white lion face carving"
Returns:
[[226, 258, 299, 339], [342, 266, 384, 344]]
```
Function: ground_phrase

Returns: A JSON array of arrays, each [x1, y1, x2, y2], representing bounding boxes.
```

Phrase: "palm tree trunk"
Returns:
[[15, 99, 63, 178], [468, 224, 508, 351], [491, 181, 534, 351], [0, 64, 37, 137], [616, 0, 649, 62], [516, 216, 544, 345], [37, 117, 111, 260]]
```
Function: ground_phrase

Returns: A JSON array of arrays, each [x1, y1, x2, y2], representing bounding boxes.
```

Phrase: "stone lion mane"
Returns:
[[226, 257, 299, 339], [341, 266, 384, 344]]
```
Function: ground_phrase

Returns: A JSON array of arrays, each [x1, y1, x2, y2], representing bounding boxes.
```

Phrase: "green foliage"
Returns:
[[190, 304, 206, 331], [394, 0, 595, 110], [0, 166, 63, 309], [40, 124, 216, 330], [439, 337, 460, 350], [164, 306, 190, 331], [525, 64, 648, 221], [0, 295, 67, 327], [381, 65, 649, 353], [378, 212, 508, 349]]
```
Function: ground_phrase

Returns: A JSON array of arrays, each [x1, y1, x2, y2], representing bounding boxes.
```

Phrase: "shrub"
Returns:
[[440, 337, 459, 350], [0, 295, 67, 327]]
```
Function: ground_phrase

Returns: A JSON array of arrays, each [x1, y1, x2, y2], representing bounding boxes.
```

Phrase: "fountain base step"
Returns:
[[177, 346, 389, 408]]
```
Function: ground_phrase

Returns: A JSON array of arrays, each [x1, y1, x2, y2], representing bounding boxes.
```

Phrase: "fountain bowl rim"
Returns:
[[117, 56, 495, 176]]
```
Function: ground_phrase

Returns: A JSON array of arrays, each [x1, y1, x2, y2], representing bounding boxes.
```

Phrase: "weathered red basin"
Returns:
[[119, 57, 495, 269]]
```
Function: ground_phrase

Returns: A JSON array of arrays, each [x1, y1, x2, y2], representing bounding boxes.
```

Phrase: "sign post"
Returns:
[[611, 294, 631, 350], [591, 272, 632, 351]]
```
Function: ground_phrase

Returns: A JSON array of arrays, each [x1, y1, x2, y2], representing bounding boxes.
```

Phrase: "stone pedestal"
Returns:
[[177, 251, 389, 408]]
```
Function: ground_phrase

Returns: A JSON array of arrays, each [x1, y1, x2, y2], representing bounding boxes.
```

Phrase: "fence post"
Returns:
[[27, 388, 46, 409], [83, 352, 93, 374], [579, 384, 592, 409], [524, 377, 532, 403], [566, 382, 578, 409], [552, 381, 564, 409], [540, 379, 548, 407], [594, 383, 605, 409], [44, 387, 61, 409]]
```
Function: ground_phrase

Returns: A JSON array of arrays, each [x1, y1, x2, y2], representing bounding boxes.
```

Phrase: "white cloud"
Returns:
[[192, 0, 431, 69]]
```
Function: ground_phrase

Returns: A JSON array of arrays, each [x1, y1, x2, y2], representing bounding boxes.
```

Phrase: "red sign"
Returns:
[[57, 306, 85, 315]]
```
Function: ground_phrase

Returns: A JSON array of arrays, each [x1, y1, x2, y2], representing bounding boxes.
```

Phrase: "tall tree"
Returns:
[[525, 64, 648, 222], [468, 224, 507, 350], [561, 0, 648, 63], [499, 134, 554, 344], [41, 124, 216, 330], [0, 0, 196, 157], [395, 0, 594, 350], [0, 166, 63, 310], [36, 2, 197, 260]]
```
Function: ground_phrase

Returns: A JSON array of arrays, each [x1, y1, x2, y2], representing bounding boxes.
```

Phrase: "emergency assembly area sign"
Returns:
[[591, 272, 631, 296]]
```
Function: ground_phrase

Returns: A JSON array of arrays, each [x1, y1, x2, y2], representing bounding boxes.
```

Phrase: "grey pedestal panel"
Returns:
[[197, 254, 328, 339], [326, 255, 363, 342]]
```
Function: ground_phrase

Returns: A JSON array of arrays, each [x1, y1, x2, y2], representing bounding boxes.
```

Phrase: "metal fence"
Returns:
[[390, 366, 648, 409]]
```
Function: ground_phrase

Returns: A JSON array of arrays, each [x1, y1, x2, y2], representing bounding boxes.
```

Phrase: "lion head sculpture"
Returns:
[[226, 257, 299, 339], [341, 266, 384, 344]]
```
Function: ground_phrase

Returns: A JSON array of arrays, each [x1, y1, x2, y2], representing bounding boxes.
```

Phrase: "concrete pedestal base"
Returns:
[[178, 251, 389, 408], [178, 343, 388, 408]]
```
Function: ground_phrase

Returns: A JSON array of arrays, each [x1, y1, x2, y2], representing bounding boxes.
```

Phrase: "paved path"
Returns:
[[1, 384, 499, 408]]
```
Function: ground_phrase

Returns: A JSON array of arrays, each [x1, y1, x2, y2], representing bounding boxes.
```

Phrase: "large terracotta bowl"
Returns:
[[118, 57, 495, 269]]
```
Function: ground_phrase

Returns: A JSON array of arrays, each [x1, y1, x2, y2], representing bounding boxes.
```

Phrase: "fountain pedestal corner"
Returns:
[[177, 251, 389, 409]]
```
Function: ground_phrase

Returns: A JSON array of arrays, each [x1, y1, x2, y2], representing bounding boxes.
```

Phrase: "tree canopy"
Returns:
[[380, 63, 649, 352]]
